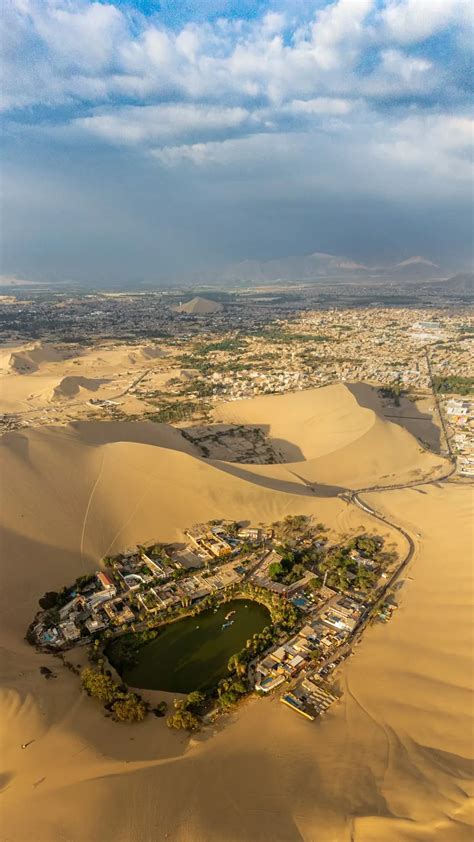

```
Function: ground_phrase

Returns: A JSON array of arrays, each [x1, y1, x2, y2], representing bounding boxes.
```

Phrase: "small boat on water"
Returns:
[[195, 625, 200, 629], [222, 620, 234, 630], [225, 610, 236, 621]]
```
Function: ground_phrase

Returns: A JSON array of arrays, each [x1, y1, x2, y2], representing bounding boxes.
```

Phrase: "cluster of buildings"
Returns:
[[163, 308, 472, 406], [33, 570, 127, 647], [255, 590, 365, 718], [205, 369, 310, 401], [250, 548, 317, 595], [2, 296, 472, 436], [31, 522, 269, 649], [444, 398, 474, 477]]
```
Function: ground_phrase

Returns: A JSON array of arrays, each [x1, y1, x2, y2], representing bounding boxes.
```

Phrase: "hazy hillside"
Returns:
[[203, 252, 452, 285]]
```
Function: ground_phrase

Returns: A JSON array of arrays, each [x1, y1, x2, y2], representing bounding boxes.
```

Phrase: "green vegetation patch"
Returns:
[[433, 375, 474, 395], [146, 399, 211, 423], [81, 666, 148, 722]]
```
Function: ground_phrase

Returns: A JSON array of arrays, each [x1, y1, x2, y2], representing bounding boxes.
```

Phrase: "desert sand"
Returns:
[[212, 383, 447, 489], [0, 385, 472, 841], [0, 340, 171, 416]]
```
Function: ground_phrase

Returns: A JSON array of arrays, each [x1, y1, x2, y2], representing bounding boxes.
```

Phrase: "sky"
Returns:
[[1, 0, 473, 284]]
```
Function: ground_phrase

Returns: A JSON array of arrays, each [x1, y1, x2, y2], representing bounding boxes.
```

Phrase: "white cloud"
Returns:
[[2, 0, 470, 114], [151, 141, 227, 167], [379, 49, 432, 81], [285, 97, 354, 115], [1, 0, 472, 200], [32, 1, 126, 71], [381, 0, 472, 44], [74, 103, 251, 144], [372, 113, 474, 182], [308, 0, 374, 70]]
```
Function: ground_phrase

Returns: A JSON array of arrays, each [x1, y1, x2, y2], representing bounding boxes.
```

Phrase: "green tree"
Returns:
[[39, 591, 59, 610], [112, 693, 148, 723], [185, 690, 206, 713], [167, 710, 200, 731], [81, 667, 119, 704], [268, 561, 284, 581]]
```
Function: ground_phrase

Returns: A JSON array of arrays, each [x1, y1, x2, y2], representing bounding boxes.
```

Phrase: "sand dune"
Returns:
[[0, 385, 472, 841], [127, 345, 166, 364], [8, 342, 66, 374], [52, 376, 110, 399], [176, 296, 223, 315], [213, 384, 447, 488], [0, 340, 169, 415], [213, 383, 374, 460]]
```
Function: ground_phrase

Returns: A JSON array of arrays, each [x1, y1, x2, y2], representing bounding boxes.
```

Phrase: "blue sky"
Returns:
[[2, 0, 473, 283]]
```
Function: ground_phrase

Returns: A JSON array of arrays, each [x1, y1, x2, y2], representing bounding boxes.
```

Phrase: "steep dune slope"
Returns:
[[213, 384, 447, 488], [8, 343, 65, 374], [52, 376, 110, 399], [213, 383, 374, 460]]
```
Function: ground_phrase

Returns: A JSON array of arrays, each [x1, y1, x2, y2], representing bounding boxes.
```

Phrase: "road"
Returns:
[[424, 347, 454, 461], [115, 368, 151, 398], [347, 491, 415, 638]]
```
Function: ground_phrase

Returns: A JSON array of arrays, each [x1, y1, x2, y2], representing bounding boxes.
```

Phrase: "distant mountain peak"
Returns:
[[395, 256, 439, 268], [197, 250, 450, 285]]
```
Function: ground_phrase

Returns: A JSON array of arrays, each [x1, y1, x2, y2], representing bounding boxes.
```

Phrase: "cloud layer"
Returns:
[[1, 0, 473, 281]]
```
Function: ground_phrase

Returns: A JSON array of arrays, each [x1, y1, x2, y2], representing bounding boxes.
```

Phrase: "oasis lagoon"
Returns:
[[108, 599, 271, 695]]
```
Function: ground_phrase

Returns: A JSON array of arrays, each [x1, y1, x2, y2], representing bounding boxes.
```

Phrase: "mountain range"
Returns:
[[207, 252, 456, 285]]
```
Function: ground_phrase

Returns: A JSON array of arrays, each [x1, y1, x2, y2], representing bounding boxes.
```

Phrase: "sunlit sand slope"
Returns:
[[0, 340, 169, 413], [213, 384, 447, 488], [213, 383, 374, 460]]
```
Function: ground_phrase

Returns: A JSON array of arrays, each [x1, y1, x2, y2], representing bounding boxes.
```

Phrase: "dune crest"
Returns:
[[52, 376, 110, 399], [8, 342, 66, 374], [212, 382, 375, 461], [212, 384, 447, 488]]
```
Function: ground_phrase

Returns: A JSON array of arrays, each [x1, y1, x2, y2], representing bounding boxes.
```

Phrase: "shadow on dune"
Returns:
[[0, 771, 14, 792], [347, 382, 441, 453], [264, 431, 306, 462], [271, 441, 304, 462], [415, 741, 474, 780], [88, 745, 312, 842], [208, 459, 345, 498], [87, 717, 402, 842], [0, 525, 99, 639], [2, 420, 200, 455], [182, 422, 307, 463]]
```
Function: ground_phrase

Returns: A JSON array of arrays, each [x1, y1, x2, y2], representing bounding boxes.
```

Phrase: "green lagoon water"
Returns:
[[113, 599, 271, 694]]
